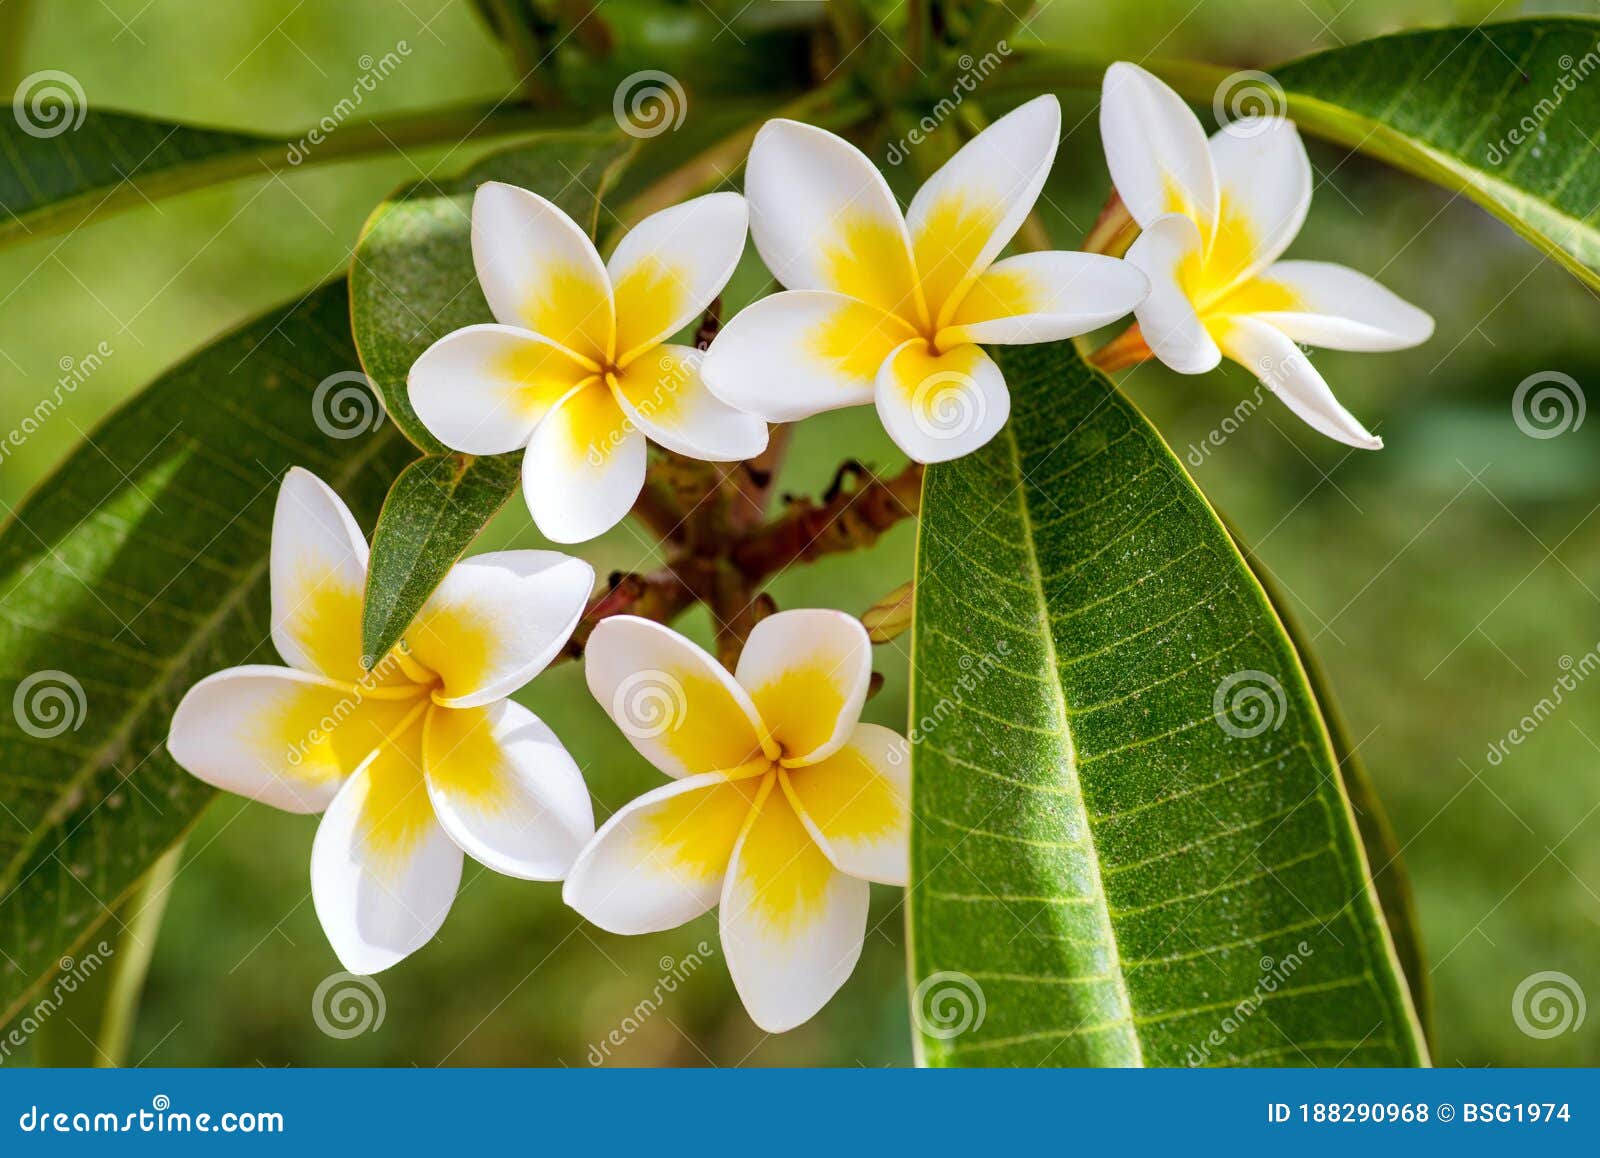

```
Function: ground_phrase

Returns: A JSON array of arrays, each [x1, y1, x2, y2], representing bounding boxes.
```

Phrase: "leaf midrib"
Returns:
[[995, 420, 1144, 1065]]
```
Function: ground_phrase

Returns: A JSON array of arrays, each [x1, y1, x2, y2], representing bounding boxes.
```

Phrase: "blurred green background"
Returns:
[[1, 0, 1597, 1066]]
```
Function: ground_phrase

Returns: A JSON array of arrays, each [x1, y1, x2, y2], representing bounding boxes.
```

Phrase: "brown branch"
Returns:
[[732, 460, 923, 580], [558, 566, 696, 661]]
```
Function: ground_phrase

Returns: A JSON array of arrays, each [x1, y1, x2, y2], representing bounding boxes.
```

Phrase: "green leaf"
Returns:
[[349, 128, 634, 453], [360, 451, 523, 667], [30, 842, 182, 1067], [0, 102, 579, 252], [1229, 534, 1433, 1045], [907, 340, 1426, 1067], [0, 281, 409, 1030], [1268, 18, 1600, 291]]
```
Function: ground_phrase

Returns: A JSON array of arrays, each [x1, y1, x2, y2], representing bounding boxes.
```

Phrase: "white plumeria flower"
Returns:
[[168, 467, 596, 974], [702, 95, 1149, 464], [1100, 62, 1434, 449], [408, 184, 768, 543], [565, 610, 909, 1032]]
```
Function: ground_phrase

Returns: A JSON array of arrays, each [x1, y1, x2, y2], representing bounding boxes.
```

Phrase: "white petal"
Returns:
[[1243, 260, 1435, 351], [907, 94, 1061, 326], [562, 770, 762, 934], [404, 549, 594, 709], [608, 192, 748, 364], [733, 609, 871, 767], [786, 723, 911, 886], [874, 339, 1010, 464], [940, 251, 1150, 346], [1124, 212, 1222, 374], [1100, 62, 1217, 236], [702, 290, 914, 421], [584, 615, 771, 780], [270, 467, 371, 683], [1213, 314, 1382, 450], [745, 119, 923, 322], [720, 779, 869, 1032], [423, 699, 593, 880], [408, 325, 593, 455], [471, 181, 613, 364], [168, 665, 421, 814], [521, 382, 646, 544], [311, 738, 463, 974], [612, 344, 769, 462], [1204, 118, 1311, 290]]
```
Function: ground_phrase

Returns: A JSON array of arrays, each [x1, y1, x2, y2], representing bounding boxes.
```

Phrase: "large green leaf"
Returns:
[[907, 341, 1426, 1067], [1269, 18, 1600, 290], [1225, 523, 1433, 1046], [1002, 18, 1600, 289], [0, 282, 409, 1029], [0, 103, 568, 251]]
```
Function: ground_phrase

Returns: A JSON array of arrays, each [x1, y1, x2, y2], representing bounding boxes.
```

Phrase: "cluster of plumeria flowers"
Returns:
[[168, 69, 1432, 1033]]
